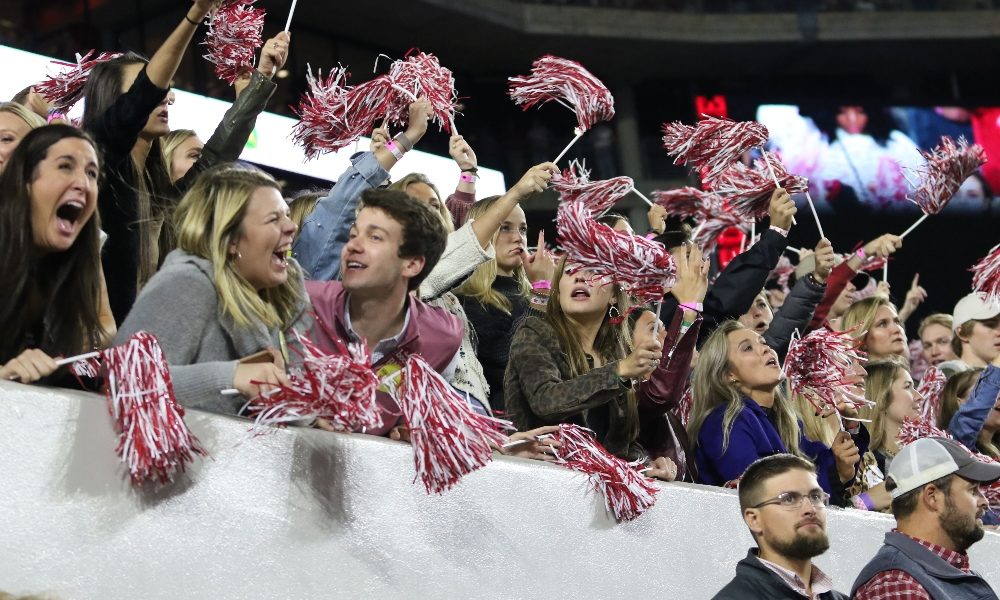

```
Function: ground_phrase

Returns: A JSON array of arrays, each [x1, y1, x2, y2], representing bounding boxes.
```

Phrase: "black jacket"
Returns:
[[713, 549, 849, 600]]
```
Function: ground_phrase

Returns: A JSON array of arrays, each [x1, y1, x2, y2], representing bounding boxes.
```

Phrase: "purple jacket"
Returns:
[[304, 281, 464, 436]]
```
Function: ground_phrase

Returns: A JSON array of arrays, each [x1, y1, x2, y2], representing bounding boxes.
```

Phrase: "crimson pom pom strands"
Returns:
[[509, 55, 615, 163], [550, 160, 636, 216], [900, 136, 988, 239], [692, 213, 747, 254], [382, 50, 459, 134], [557, 201, 676, 312], [67, 332, 206, 486], [898, 417, 1000, 510], [710, 152, 808, 221], [246, 335, 382, 433], [916, 366, 948, 424], [204, 0, 266, 85], [768, 255, 795, 293], [396, 354, 512, 495], [35, 50, 124, 112], [653, 187, 726, 221], [782, 328, 870, 430], [661, 116, 768, 185], [549, 424, 659, 522], [673, 384, 694, 429], [971, 244, 1000, 307], [290, 65, 362, 159]]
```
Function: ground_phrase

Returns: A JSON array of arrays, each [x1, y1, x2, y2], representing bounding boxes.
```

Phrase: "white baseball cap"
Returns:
[[887, 437, 1000, 499], [952, 292, 1000, 330]]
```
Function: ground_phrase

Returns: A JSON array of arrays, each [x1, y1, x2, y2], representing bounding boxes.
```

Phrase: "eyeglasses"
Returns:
[[752, 490, 831, 511]]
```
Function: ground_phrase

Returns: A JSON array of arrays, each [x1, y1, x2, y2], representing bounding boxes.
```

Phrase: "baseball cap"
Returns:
[[887, 437, 1000, 499], [952, 292, 1000, 330]]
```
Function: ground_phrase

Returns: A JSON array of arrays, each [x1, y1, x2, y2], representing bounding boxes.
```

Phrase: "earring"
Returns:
[[608, 304, 621, 321]]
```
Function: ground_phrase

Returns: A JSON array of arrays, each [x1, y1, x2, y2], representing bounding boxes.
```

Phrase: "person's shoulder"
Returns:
[[141, 251, 215, 296], [304, 279, 344, 300], [410, 294, 463, 338]]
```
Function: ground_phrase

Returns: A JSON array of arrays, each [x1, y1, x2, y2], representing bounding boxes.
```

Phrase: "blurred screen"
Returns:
[[756, 104, 1000, 215]]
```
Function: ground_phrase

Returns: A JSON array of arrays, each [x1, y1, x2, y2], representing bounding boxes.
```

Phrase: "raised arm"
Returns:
[[765, 238, 833, 358], [145, 0, 218, 88]]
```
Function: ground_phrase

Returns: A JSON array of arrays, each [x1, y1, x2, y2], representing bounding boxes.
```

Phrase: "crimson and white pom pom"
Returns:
[[383, 49, 458, 132], [246, 335, 381, 433], [710, 152, 808, 220], [858, 255, 887, 274], [70, 355, 102, 379], [550, 160, 634, 216], [908, 136, 987, 215], [291, 65, 366, 159], [102, 331, 206, 486], [693, 214, 747, 254], [916, 366, 948, 423], [653, 186, 726, 221], [35, 50, 124, 111], [971, 244, 1000, 307], [203, 0, 265, 85], [672, 384, 694, 429], [557, 201, 676, 313], [783, 328, 869, 418], [397, 354, 512, 494], [550, 424, 658, 521], [508, 55, 614, 132], [661, 116, 769, 184], [768, 255, 795, 292], [898, 417, 1000, 508]]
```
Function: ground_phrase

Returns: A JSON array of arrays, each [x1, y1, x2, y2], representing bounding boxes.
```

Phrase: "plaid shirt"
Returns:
[[853, 531, 972, 600]]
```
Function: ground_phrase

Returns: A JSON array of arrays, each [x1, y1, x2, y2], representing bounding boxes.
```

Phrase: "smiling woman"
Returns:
[[0, 125, 107, 385], [115, 165, 310, 413]]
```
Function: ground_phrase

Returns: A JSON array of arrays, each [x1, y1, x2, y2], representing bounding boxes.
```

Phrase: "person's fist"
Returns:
[[768, 187, 796, 231], [812, 238, 835, 283]]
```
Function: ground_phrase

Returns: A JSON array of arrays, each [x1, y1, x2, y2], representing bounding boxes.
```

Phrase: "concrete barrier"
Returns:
[[1, 380, 998, 599]]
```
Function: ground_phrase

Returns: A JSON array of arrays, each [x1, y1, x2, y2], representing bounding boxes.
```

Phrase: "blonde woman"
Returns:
[[506, 247, 707, 479], [0, 102, 46, 172], [840, 295, 908, 362], [939, 367, 983, 430], [117, 165, 308, 413], [455, 195, 556, 412], [688, 321, 864, 501], [859, 359, 920, 476]]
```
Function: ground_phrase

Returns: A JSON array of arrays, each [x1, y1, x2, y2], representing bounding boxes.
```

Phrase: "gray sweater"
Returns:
[[116, 250, 309, 414]]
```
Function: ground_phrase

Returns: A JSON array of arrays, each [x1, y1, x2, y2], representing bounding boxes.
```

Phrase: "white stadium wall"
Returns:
[[1, 380, 998, 599]]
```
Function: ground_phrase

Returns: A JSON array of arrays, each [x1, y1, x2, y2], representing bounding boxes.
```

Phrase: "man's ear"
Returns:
[[921, 484, 945, 515], [400, 255, 426, 282], [744, 508, 763, 538]]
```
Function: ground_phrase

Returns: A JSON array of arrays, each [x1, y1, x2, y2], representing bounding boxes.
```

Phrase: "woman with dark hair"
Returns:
[[505, 245, 707, 480], [0, 125, 106, 383], [82, 0, 290, 323]]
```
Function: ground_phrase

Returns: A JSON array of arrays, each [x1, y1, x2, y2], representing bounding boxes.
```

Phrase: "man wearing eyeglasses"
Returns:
[[851, 437, 1000, 600], [713, 454, 849, 599]]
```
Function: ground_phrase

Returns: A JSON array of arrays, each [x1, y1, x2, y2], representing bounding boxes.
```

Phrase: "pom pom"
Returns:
[[661, 116, 769, 184], [557, 201, 676, 312], [898, 417, 1000, 509], [783, 328, 869, 419], [99, 332, 206, 486], [692, 214, 748, 254], [709, 152, 808, 221], [245, 334, 381, 433], [34, 50, 124, 112], [508, 55, 614, 132], [550, 159, 634, 216], [767, 255, 795, 293], [203, 0, 266, 85], [971, 243, 1000, 307], [652, 186, 726, 221], [290, 64, 368, 159], [396, 355, 512, 494], [549, 424, 659, 522], [383, 49, 458, 133], [908, 136, 987, 215], [916, 366, 948, 424], [672, 384, 694, 429]]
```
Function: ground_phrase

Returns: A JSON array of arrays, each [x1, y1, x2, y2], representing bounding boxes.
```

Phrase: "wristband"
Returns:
[[854, 492, 875, 511], [459, 172, 477, 184], [385, 141, 405, 161], [854, 247, 867, 261], [531, 280, 551, 291], [392, 132, 413, 152], [184, 13, 200, 26], [46, 110, 66, 124], [679, 302, 703, 313], [769, 225, 789, 238]]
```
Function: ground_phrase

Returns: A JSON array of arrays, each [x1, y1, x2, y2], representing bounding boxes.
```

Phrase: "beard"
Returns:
[[770, 528, 831, 560], [940, 496, 985, 552]]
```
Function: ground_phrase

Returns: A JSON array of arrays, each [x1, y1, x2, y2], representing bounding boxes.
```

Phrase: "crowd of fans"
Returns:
[[0, 1, 998, 597]]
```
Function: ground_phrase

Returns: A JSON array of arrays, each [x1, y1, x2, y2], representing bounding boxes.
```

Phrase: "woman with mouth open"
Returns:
[[116, 165, 309, 412], [504, 244, 708, 481], [0, 125, 108, 384], [688, 321, 866, 504]]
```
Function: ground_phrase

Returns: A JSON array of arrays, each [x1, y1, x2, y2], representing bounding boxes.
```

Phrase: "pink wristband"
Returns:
[[460, 172, 476, 183], [679, 302, 703, 312], [531, 280, 551, 291], [385, 141, 404, 160]]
